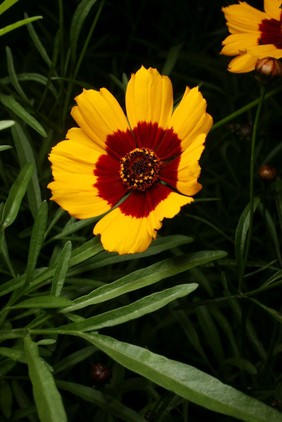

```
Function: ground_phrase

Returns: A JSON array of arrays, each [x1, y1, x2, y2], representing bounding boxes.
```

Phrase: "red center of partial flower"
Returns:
[[119, 147, 161, 191], [258, 13, 282, 48]]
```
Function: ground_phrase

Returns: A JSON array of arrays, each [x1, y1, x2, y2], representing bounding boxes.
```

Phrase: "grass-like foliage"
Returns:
[[0, 0, 282, 421]]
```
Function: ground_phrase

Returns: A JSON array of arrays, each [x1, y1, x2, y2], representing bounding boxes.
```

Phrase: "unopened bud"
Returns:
[[258, 164, 277, 182], [90, 363, 112, 388], [255, 57, 282, 83]]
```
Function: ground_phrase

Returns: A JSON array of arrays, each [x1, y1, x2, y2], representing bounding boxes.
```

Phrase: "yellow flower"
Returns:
[[48, 66, 212, 254], [221, 0, 282, 73]]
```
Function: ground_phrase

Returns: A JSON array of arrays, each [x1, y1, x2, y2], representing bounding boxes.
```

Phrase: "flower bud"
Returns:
[[90, 363, 112, 388], [258, 164, 277, 182], [255, 57, 282, 83]]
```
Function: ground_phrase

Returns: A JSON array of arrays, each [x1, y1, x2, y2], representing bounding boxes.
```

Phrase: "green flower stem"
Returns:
[[211, 84, 280, 132], [239, 84, 266, 291]]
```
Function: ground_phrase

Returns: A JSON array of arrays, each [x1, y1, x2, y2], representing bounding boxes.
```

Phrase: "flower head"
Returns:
[[221, 0, 282, 73], [48, 66, 212, 254]]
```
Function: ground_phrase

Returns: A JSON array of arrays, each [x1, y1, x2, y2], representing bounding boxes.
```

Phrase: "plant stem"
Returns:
[[239, 84, 266, 291]]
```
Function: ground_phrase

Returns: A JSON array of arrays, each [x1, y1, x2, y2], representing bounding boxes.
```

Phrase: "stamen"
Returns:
[[120, 147, 161, 191]]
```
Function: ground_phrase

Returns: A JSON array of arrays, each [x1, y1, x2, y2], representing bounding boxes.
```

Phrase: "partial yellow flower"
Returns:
[[48, 66, 212, 255], [221, 0, 282, 73]]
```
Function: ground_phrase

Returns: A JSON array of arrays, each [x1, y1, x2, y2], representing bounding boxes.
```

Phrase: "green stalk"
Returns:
[[239, 84, 266, 291], [211, 84, 279, 132]]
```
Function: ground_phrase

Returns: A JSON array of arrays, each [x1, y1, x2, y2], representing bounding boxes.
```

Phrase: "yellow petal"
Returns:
[[168, 87, 212, 151], [176, 134, 205, 196], [65, 127, 101, 151], [48, 140, 111, 219], [94, 189, 192, 254], [71, 88, 129, 153], [227, 53, 258, 73], [222, 3, 266, 34], [264, 0, 281, 20], [125, 66, 173, 129], [221, 33, 259, 56], [247, 44, 282, 59]]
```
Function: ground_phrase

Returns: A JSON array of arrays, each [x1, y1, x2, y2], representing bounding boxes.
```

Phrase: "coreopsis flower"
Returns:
[[221, 0, 282, 73], [48, 66, 212, 254]]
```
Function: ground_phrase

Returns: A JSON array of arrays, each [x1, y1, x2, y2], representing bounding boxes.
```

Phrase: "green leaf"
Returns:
[[69, 0, 98, 61], [24, 334, 67, 422], [11, 123, 42, 217], [25, 201, 48, 284], [0, 119, 14, 130], [0, 145, 12, 152], [5, 46, 29, 101], [221, 357, 257, 375], [235, 197, 260, 275], [0, 94, 46, 136], [61, 283, 198, 332], [0, 0, 19, 15], [63, 251, 226, 312], [250, 298, 282, 324], [10, 295, 72, 309], [57, 380, 146, 422], [89, 235, 194, 269], [51, 241, 72, 297], [69, 237, 104, 266], [1, 163, 34, 229], [24, 12, 52, 67], [0, 380, 12, 419], [196, 304, 225, 364], [162, 44, 182, 75], [53, 346, 97, 374], [0, 346, 26, 363], [0, 16, 42, 37], [82, 333, 282, 422]]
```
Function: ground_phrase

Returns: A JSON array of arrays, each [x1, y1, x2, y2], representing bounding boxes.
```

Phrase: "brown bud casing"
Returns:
[[258, 164, 277, 182], [255, 57, 282, 83]]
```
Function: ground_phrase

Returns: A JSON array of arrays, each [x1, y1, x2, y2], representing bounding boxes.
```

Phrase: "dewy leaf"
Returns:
[[62, 251, 226, 312], [24, 334, 67, 422], [82, 333, 282, 422], [61, 283, 198, 332]]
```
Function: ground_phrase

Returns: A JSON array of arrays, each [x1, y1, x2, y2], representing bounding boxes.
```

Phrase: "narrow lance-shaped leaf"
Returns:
[[235, 197, 260, 278], [0, 16, 43, 38], [69, 0, 98, 61], [51, 241, 72, 297], [0, 120, 14, 130], [0, 0, 19, 15], [11, 123, 42, 217], [62, 250, 227, 312], [82, 333, 282, 422], [0, 94, 46, 136], [61, 283, 198, 332], [88, 234, 194, 268], [6, 46, 29, 102], [25, 201, 48, 285], [10, 295, 72, 309], [24, 334, 67, 422], [1, 163, 34, 229], [57, 380, 146, 422]]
